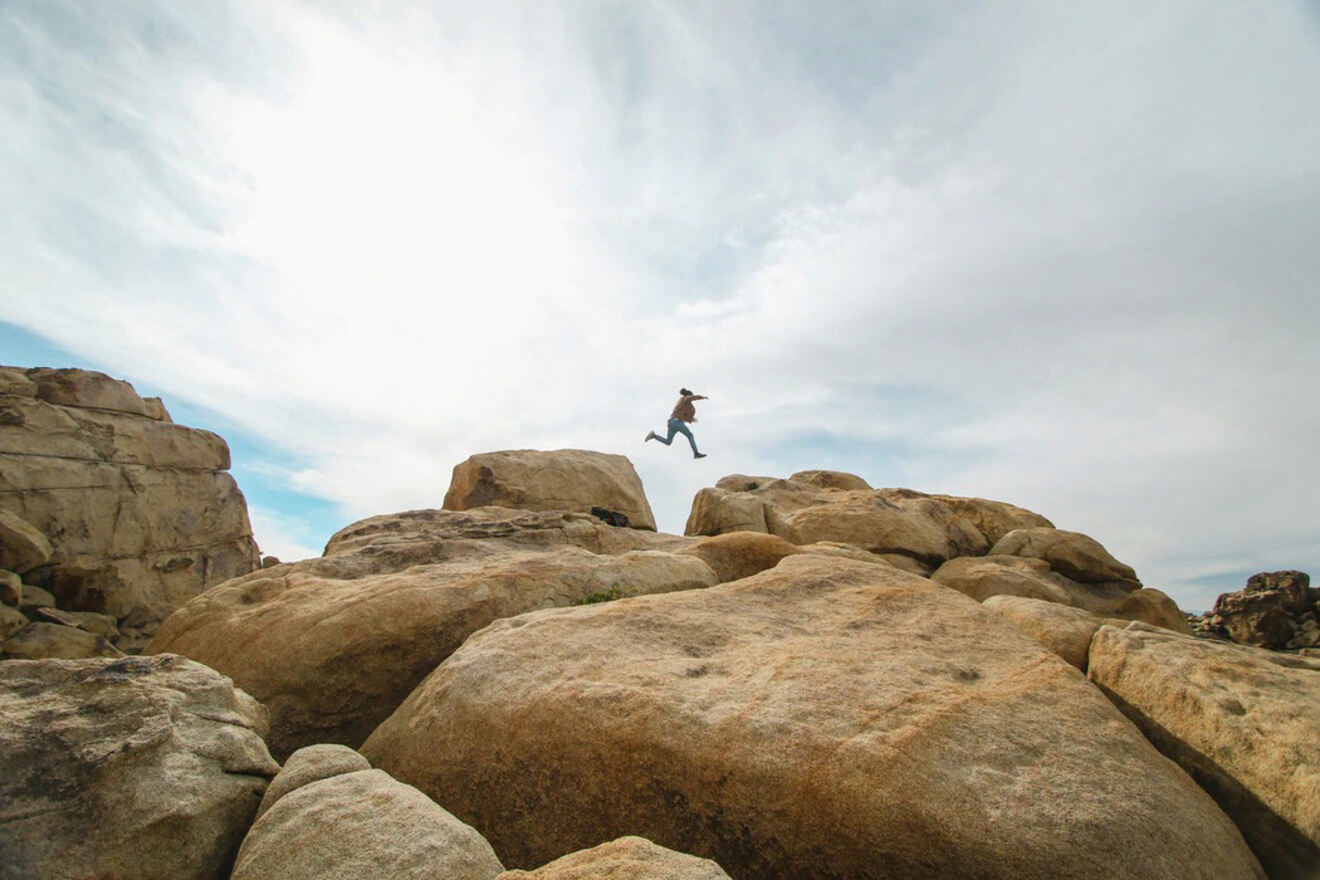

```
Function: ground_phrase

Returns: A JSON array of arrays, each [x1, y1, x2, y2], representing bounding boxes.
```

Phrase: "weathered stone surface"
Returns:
[[256, 744, 373, 820], [1093, 588, 1194, 635], [0, 570, 19, 607], [496, 837, 731, 879], [1209, 570, 1314, 650], [0, 605, 26, 642], [0, 509, 51, 574], [150, 510, 717, 758], [444, 449, 657, 531], [678, 532, 799, 583], [363, 555, 1262, 879], [26, 367, 166, 417], [982, 595, 1103, 670], [930, 556, 1075, 604], [789, 469, 872, 491], [2, 621, 123, 660], [0, 654, 278, 880], [926, 494, 1055, 546], [1089, 624, 1320, 879], [18, 583, 56, 612], [683, 476, 1053, 569], [990, 527, 1140, 586], [232, 769, 503, 880], [0, 367, 259, 642]]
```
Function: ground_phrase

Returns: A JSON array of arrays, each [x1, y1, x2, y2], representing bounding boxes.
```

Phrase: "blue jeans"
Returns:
[[656, 417, 699, 454]]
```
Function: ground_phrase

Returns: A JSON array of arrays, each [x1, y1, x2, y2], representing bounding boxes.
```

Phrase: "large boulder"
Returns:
[[496, 837, 731, 879], [989, 527, 1140, 587], [0, 509, 51, 575], [1089, 624, 1320, 879], [982, 595, 1105, 670], [683, 476, 1051, 569], [255, 743, 372, 820], [677, 531, 800, 583], [930, 556, 1075, 605], [363, 556, 1262, 879], [149, 508, 716, 758], [232, 769, 503, 880], [0, 367, 259, 648], [2, 620, 122, 660], [444, 449, 657, 531], [1206, 570, 1316, 650], [0, 654, 278, 880]]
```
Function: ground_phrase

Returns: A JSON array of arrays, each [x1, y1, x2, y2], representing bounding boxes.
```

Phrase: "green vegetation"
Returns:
[[577, 584, 638, 605]]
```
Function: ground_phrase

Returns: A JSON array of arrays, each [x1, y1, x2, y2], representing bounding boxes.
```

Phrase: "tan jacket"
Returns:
[[670, 394, 706, 423]]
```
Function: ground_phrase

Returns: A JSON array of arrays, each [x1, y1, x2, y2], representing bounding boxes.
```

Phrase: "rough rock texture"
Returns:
[[1200, 571, 1319, 651], [0, 570, 19, 606], [2, 620, 123, 660], [1089, 624, 1320, 879], [1092, 588, 1194, 636], [496, 836, 731, 879], [363, 555, 1262, 879], [930, 556, 1075, 605], [929, 557, 1188, 633], [982, 595, 1105, 670], [684, 477, 1050, 569], [0, 654, 278, 880], [255, 743, 373, 820], [149, 507, 715, 758], [989, 527, 1140, 587], [444, 449, 657, 531], [677, 531, 800, 583], [0, 508, 51, 574], [0, 367, 259, 645], [232, 769, 504, 880], [0, 604, 26, 641]]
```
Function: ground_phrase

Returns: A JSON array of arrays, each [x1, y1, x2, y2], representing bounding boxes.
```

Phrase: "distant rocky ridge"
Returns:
[[1, 376, 1316, 878], [0, 367, 259, 652]]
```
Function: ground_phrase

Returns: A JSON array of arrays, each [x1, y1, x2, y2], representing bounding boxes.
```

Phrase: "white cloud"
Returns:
[[2, 0, 1317, 612]]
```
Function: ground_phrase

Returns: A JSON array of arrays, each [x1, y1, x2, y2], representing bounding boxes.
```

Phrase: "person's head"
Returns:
[[679, 387, 693, 396]]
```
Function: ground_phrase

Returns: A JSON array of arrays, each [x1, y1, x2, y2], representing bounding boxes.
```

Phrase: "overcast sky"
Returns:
[[2, 1, 1317, 612]]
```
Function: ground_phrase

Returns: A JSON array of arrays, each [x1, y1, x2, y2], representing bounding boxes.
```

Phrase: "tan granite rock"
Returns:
[[232, 769, 503, 880], [2, 621, 123, 660], [444, 449, 657, 531], [363, 556, 1262, 879], [0, 509, 51, 575], [0, 654, 278, 880], [677, 532, 799, 582], [0, 367, 258, 641], [150, 509, 716, 758], [982, 594, 1104, 670], [255, 744, 373, 820], [989, 527, 1140, 586], [496, 837, 730, 879], [1089, 624, 1320, 879]]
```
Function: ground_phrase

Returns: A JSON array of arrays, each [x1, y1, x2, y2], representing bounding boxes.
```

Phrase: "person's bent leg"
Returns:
[[654, 418, 680, 446], [675, 421, 700, 456]]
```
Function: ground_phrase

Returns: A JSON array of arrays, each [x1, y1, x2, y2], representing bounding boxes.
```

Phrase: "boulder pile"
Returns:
[[0, 367, 259, 651], [1190, 570, 1319, 651], [4, 431, 1318, 878]]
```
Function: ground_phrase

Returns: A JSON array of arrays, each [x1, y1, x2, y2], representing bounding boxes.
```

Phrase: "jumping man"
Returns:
[[646, 388, 708, 459]]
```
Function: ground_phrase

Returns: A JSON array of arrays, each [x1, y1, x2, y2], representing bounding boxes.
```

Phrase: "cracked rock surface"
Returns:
[[0, 653, 278, 880]]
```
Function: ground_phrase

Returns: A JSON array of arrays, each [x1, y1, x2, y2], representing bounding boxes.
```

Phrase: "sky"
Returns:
[[2, 1, 1317, 613]]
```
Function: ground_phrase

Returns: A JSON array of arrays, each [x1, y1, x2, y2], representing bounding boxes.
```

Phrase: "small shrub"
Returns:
[[578, 584, 638, 605]]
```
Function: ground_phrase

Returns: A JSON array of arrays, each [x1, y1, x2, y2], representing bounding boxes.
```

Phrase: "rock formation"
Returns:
[[1193, 570, 1319, 651], [362, 555, 1263, 878], [1090, 623, 1320, 879], [0, 367, 259, 650], [0, 654, 278, 880], [445, 449, 657, 531], [148, 507, 715, 758], [495, 836, 732, 879], [232, 768, 504, 880]]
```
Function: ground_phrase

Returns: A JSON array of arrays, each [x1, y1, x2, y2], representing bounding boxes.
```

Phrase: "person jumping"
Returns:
[[646, 388, 708, 459]]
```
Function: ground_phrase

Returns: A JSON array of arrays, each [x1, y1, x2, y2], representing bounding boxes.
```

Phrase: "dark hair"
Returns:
[[679, 387, 693, 396]]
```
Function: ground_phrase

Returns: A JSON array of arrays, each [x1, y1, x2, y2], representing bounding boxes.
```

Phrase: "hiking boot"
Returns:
[[645, 431, 656, 442], [694, 452, 707, 459]]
